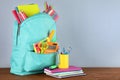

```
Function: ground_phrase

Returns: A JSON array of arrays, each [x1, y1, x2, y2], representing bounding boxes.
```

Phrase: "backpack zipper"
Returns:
[[16, 24, 20, 45]]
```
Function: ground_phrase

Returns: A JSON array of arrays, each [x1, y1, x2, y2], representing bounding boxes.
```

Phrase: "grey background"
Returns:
[[0, 0, 120, 68]]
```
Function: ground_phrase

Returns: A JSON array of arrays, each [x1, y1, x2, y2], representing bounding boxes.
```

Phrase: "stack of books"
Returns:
[[44, 66, 86, 78]]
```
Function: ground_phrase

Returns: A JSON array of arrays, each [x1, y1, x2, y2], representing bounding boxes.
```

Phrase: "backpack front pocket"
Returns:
[[24, 51, 56, 72]]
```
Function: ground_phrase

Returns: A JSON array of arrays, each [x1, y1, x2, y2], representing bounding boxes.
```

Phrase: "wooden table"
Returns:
[[0, 68, 120, 80]]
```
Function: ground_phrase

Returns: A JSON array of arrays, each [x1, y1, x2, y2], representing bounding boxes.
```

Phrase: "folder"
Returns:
[[17, 4, 40, 17]]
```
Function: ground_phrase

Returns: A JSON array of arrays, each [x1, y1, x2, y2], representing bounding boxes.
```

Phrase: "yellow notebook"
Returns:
[[18, 4, 40, 17]]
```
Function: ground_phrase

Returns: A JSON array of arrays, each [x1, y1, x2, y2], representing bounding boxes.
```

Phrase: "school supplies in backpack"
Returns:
[[33, 30, 59, 54], [17, 4, 40, 17], [43, 2, 59, 21]]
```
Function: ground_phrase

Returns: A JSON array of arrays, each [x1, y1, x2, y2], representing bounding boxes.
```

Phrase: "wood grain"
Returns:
[[0, 68, 120, 80]]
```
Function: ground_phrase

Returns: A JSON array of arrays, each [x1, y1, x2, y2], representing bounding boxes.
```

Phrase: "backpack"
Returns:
[[10, 13, 57, 75]]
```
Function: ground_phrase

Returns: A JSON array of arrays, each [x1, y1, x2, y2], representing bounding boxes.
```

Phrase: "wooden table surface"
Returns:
[[0, 68, 120, 80]]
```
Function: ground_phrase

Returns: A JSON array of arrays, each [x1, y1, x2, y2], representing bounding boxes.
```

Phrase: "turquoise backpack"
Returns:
[[10, 13, 57, 75]]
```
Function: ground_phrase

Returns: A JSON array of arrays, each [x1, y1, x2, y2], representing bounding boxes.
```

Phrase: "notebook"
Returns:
[[46, 72, 86, 78], [17, 4, 40, 17], [44, 69, 84, 76], [44, 66, 82, 73]]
